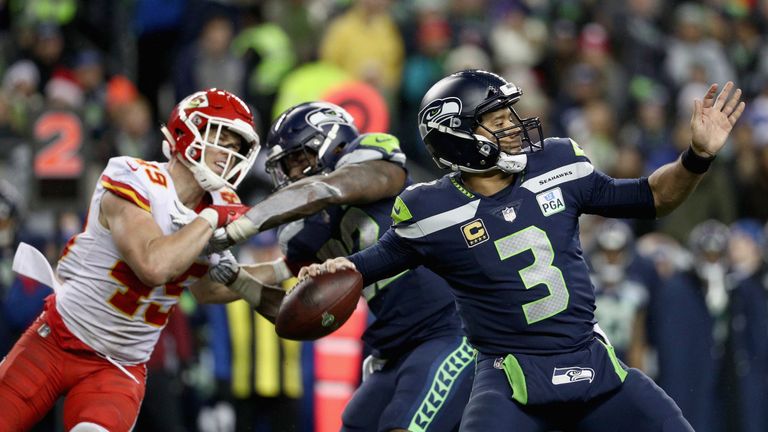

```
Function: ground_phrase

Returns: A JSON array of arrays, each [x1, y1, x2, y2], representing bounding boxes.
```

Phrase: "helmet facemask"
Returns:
[[472, 86, 543, 174], [163, 109, 260, 191], [265, 143, 321, 190]]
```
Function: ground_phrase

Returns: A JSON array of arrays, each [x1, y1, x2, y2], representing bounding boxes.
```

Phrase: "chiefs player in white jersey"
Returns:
[[0, 89, 285, 432]]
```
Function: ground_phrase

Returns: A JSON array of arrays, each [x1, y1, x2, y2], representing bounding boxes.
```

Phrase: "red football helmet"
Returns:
[[161, 88, 260, 191]]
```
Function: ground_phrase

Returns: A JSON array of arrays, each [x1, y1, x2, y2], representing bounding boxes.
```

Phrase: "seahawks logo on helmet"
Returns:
[[305, 107, 353, 131], [419, 97, 462, 124]]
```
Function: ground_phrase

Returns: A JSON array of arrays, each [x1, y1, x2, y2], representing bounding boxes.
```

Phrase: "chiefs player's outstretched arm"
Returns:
[[225, 159, 406, 245]]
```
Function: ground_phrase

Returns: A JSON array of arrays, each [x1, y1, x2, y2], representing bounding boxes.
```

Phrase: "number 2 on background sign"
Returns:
[[33, 112, 84, 178]]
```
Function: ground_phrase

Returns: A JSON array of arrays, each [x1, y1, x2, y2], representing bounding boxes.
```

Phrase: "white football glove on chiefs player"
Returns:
[[169, 201, 199, 232], [209, 250, 264, 307]]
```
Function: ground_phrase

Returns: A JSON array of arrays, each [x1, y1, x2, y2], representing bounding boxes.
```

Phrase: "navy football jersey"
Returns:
[[279, 132, 462, 358], [350, 137, 656, 356]]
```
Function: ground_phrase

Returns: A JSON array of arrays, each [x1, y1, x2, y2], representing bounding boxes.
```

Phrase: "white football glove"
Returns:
[[362, 355, 387, 382], [208, 250, 239, 285], [208, 250, 265, 307], [206, 227, 233, 254], [169, 200, 199, 232]]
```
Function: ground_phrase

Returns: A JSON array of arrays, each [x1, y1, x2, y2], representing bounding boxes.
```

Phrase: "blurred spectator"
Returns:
[[656, 118, 736, 243], [537, 19, 580, 100], [232, 6, 296, 134], [72, 48, 108, 142], [727, 219, 768, 432], [663, 3, 735, 89], [105, 74, 139, 119], [729, 118, 768, 223], [28, 23, 67, 93], [2, 59, 43, 134], [568, 99, 618, 173], [262, 0, 318, 64], [610, 0, 666, 83], [400, 11, 451, 164], [588, 220, 655, 370], [11, 0, 77, 27], [656, 220, 731, 432], [134, 0, 186, 124], [319, 0, 405, 103], [619, 80, 675, 173], [549, 61, 604, 142], [174, 13, 245, 102], [98, 96, 159, 163], [442, 26, 492, 73], [488, 2, 546, 77], [44, 69, 83, 110], [727, 15, 766, 96], [578, 22, 628, 120]]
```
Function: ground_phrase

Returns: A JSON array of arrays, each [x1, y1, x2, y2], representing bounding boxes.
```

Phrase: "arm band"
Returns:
[[680, 146, 715, 174]]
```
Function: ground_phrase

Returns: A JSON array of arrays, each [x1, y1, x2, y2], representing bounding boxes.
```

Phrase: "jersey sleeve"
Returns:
[[334, 132, 407, 169], [348, 229, 420, 286], [210, 187, 242, 205], [536, 138, 656, 219], [99, 157, 153, 213]]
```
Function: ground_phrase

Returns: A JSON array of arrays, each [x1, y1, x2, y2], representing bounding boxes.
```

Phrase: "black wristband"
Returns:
[[680, 146, 715, 174]]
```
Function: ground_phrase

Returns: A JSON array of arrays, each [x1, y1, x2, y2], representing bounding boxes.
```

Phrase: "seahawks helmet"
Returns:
[[418, 70, 542, 174], [266, 101, 359, 189]]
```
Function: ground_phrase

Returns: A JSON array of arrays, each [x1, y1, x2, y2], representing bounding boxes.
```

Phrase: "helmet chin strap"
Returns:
[[496, 151, 527, 174], [177, 153, 227, 192]]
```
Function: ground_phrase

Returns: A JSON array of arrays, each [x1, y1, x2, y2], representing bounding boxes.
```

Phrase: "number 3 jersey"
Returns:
[[350, 138, 657, 356], [279, 133, 463, 359], [55, 157, 235, 364]]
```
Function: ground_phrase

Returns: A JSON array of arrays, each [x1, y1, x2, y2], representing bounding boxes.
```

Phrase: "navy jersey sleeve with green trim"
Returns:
[[334, 132, 407, 169], [520, 138, 656, 219]]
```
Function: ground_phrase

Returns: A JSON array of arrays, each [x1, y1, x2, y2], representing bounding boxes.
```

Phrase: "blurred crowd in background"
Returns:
[[0, 0, 767, 431]]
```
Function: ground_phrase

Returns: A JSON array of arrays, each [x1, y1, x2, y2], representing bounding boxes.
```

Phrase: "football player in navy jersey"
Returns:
[[301, 70, 746, 432], [210, 101, 473, 432]]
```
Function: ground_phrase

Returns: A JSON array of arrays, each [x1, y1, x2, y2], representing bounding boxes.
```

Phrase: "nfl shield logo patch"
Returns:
[[502, 207, 517, 222]]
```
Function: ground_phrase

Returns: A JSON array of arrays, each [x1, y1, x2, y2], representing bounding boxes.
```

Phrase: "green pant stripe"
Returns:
[[407, 338, 475, 432], [597, 338, 628, 382], [502, 354, 528, 405]]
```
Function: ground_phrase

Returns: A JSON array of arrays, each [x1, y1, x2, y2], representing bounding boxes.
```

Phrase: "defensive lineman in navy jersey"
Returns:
[[303, 70, 746, 432], [232, 101, 473, 432]]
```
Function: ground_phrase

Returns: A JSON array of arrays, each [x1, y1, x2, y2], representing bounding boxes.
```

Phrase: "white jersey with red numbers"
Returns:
[[55, 156, 241, 364]]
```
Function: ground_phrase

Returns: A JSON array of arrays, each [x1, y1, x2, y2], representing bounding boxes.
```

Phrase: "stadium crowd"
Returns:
[[0, 0, 766, 431]]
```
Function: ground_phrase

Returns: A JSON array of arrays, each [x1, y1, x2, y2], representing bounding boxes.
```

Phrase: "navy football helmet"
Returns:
[[418, 70, 542, 173], [266, 101, 359, 189]]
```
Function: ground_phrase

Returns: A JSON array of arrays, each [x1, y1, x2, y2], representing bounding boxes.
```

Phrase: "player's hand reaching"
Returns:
[[298, 257, 356, 279], [205, 227, 234, 254], [690, 81, 746, 158], [169, 200, 199, 232], [208, 250, 239, 285]]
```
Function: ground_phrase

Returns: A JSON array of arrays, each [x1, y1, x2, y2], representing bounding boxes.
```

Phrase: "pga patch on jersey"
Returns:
[[536, 187, 566, 216]]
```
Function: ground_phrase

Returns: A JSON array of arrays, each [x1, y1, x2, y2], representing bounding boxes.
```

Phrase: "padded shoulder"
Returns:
[[335, 132, 407, 169], [99, 157, 157, 212]]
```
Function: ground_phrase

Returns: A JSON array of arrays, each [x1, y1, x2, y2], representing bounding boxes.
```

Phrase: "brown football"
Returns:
[[275, 268, 363, 340]]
